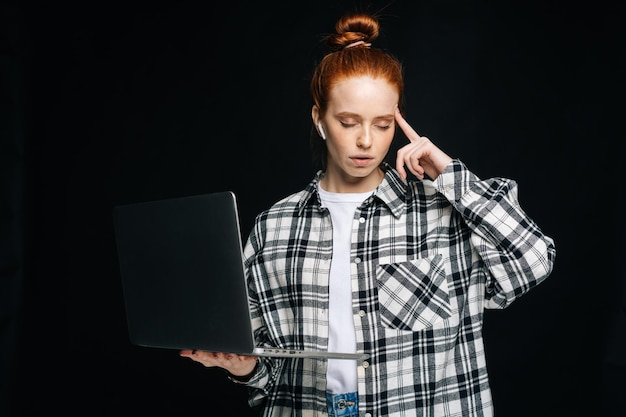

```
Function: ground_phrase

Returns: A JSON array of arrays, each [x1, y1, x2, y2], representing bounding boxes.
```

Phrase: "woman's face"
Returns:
[[315, 76, 399, 193]]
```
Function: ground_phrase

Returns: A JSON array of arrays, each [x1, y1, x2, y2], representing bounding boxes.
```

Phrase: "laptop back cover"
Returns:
[[113, 191, 255, 354]]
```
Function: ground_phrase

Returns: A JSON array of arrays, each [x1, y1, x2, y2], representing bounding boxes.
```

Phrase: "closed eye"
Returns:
[[339, 122, 393, 129]]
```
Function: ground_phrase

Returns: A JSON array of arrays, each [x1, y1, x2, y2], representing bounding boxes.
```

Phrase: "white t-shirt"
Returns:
[[318, 185, 373, 394]]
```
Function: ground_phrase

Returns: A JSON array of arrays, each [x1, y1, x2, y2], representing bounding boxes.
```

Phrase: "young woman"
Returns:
[[181, 12, 556, 417]]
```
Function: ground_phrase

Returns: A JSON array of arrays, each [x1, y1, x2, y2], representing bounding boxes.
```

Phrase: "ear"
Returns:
[[311, 106, 325, 139], [311, 105, 320, 126]]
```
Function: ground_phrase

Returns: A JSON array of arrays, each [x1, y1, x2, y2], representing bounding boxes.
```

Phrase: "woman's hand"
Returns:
[[394, 108, 453, 180], [179, 349, 258, 377]]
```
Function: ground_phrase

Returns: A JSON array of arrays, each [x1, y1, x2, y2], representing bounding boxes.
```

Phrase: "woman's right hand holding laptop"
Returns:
[[179, 349, 259, 381]]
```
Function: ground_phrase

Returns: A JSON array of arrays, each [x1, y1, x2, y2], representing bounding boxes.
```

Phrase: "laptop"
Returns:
[[113, 191, 369, 361]]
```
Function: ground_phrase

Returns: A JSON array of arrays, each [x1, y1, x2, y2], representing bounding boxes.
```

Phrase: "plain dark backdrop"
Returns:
[[2, 0, 625, 416]]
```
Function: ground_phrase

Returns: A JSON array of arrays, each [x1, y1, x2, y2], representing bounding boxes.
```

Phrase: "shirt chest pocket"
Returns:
[[376, 254, 451, 332]]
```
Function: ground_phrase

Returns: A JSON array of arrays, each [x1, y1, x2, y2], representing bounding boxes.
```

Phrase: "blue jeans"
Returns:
[[326, 392, 359, 417]]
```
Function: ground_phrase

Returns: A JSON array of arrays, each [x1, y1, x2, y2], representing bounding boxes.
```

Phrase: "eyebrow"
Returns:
[[335, 112, 395, 120]]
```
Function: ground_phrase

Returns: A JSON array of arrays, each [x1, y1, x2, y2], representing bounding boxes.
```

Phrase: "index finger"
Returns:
[[395, 108, 421, 142]]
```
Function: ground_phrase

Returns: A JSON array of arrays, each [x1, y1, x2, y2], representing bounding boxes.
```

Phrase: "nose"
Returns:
[[356, 128, 373, 149]]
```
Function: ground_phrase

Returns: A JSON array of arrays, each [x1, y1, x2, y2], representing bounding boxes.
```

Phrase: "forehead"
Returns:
[[327, 76, 399, 114]]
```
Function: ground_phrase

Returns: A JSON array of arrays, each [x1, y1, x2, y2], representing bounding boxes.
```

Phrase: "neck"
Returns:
[[320, 167, 384, 193]]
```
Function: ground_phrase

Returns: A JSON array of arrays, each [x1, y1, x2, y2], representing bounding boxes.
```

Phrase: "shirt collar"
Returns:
[[295, 163, 407, 219]]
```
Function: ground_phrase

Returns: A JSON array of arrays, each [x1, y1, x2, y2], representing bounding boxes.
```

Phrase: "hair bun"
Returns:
[[325, 13, 380, 51]]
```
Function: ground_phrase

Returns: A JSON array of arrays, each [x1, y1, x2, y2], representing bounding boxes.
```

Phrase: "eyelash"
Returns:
[[340, 122, 392, 130]]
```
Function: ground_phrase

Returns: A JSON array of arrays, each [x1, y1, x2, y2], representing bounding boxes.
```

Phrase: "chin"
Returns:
[[347, 167, 377, 179]]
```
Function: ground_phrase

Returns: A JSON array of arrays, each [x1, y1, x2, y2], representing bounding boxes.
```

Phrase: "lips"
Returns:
[[350, 155, 374, 167]]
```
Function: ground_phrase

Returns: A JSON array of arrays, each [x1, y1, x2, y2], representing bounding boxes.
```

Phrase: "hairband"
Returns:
[[345, 40, 372, 49]]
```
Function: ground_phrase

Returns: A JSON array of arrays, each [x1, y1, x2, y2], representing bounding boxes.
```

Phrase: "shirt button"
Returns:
[[359, 217, 365, 223], [358, 310, 366, 317], [362, 361, 369, 368], [354, 257, 361, 264]]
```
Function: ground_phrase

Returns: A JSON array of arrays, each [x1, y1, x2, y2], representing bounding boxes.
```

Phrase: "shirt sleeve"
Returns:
[[230, 216, 284, 406], [434, 159, 556, 308]]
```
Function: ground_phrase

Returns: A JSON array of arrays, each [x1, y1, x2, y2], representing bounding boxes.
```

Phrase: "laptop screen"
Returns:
[[113, 191, 255, 353]]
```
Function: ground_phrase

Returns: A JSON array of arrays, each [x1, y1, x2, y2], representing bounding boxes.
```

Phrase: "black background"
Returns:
[[2, 0, 625, 416]]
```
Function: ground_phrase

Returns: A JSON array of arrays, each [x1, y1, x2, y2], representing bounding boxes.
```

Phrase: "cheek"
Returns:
[[378, 130, 395, 146], [326, 140, 347, 157], [326, 133, 351, 151]]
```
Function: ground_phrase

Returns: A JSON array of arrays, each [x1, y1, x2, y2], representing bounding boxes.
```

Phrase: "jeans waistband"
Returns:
[[326, 391, 358, 417]]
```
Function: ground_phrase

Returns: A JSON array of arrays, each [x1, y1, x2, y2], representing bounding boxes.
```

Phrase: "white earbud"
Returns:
[[317, 121, 326, 140]]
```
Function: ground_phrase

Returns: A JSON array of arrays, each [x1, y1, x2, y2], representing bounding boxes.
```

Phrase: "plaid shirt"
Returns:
[[237, 160, 556, 417]]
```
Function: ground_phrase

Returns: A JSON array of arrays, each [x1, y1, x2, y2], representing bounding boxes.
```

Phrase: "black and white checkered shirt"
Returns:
[[238, 159, 556, 417]]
